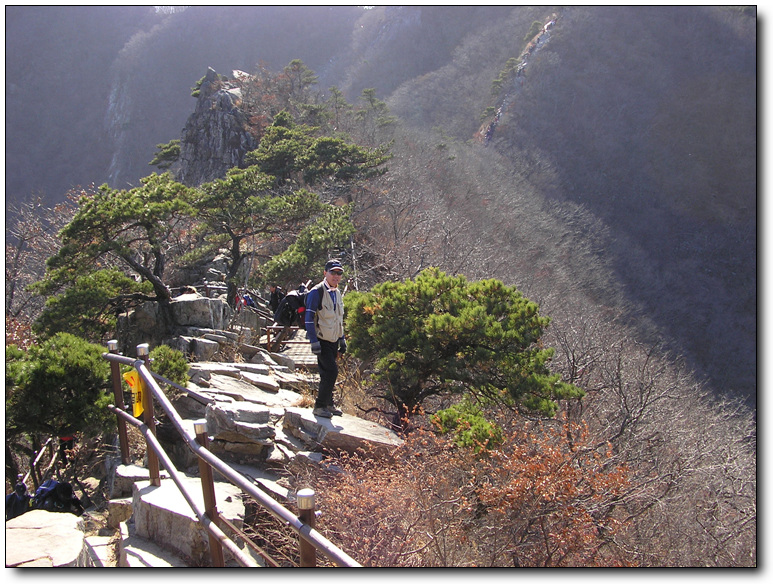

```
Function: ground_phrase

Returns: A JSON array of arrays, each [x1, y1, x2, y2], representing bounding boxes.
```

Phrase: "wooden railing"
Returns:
[[103, 341, 360, 568], [265, 325, 308, 352]]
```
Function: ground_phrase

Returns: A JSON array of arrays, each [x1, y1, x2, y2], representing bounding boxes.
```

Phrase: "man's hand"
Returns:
[[338, 338, 347, 354], [310, 341, 321, 354]]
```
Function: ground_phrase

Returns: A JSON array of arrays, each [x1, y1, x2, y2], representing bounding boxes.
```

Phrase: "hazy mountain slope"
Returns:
[[335, 5, 521, 102], [492, 6, 756, 402], [381, 6, 756, 402], [5, 6, 157, 205], [5, 6, 364, 205]]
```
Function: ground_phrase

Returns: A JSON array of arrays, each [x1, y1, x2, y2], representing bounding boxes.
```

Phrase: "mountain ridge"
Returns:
[[4, 5, 756, 404]]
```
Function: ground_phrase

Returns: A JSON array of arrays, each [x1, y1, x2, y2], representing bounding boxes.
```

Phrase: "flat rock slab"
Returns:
[[200, 373, 305, 408], [190, 362, 242, 379], [283, 407, 404, 456], [240, 370, 280, 392], [5, 509, 92, 567]]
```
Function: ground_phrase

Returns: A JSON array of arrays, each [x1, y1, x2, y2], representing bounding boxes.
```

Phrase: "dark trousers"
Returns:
[[315, 339, 339, 408]]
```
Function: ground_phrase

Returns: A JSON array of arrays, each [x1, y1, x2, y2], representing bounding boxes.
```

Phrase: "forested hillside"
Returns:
[[375, 5, 758, 403], [5, 5, 755, 405]]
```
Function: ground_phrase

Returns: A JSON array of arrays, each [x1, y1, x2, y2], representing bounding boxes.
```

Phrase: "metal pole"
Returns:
[[195, 421, 225, 567], [137, 343, 160, 487], [297, 489, 317, 567], [108, 340, 131, 465]]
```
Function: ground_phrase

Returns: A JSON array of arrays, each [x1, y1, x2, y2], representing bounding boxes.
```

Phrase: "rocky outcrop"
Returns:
[[7, 346, 403, 568], [283, 407, 404, 457], [170, 292, 233, 330], [117, 292, 241, 356], [174, 67, 257, 187], [162, 355, 404, 471]]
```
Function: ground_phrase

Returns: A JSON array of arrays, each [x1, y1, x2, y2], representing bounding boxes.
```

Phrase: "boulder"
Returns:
[[190, 338, 220, 361], [5, 510, 93, 567], [107, 497, 133, 529], [170, 294, 232, 330], [268, 351, 296, 371], [205, 401, 275, 444], [239, 342, 262, 358], [203, 333, 228, 344]]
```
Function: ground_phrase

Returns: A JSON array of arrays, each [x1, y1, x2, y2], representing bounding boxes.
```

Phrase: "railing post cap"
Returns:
[[136, 343, 150, 357], [194, 420, 208, 434], [107, 340, 119, 352], [296, 488, 315, 509]]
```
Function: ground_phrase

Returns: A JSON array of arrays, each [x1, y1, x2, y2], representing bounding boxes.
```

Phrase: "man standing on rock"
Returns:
[[305, 259, 347, 418]]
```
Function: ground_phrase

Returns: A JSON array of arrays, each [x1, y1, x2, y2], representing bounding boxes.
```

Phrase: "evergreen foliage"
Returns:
[[244, 110, 390, 186], [36, 173, 196, 303], [5, 333, 115, 438], [431, 398, 504, 452], [523, 20, 542, 42], [149, 139, 181, 170], [33, 268, 152, 344], [191, 163, 324, 304], [345, 267, 584, 417], [149, 344, 190, 388], [259, 204, 356, 286]]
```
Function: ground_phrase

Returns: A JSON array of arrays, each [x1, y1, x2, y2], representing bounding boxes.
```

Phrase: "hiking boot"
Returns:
[[313, 407, 332, 418], [326, 404, 343, 416]]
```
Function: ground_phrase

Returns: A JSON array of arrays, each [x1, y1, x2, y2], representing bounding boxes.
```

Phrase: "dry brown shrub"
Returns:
[[310, 413, 636, 567], [311, 424, 479, 567]]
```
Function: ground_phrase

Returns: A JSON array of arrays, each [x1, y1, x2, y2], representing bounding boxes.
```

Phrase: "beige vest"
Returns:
[[315, 284, 344, 341]]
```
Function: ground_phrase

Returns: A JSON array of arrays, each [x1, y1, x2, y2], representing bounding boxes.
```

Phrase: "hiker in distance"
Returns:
[[305, 259, 347, 418]]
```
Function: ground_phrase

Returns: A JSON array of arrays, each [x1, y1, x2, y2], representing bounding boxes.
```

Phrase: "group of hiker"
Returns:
[[6, 477, 84, 521], [6, 433, 85, 522], [6, 260, 349, 520]]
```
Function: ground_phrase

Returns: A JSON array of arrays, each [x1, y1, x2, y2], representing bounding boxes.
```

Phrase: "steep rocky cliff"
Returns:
[[173, 68, 257, 187]]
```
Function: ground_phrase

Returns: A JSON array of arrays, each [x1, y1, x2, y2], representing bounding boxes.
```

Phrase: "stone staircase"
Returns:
[[8, 323, 403, 568], [110, 467, 264, 567], [7, 412, 396, 569]]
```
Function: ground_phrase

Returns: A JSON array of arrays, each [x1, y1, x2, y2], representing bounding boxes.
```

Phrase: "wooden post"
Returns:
[[137, 343, 160, 487], [297, 488, 317, 567], [271, 325, 291, 352], [31, 450, 40, 490], [108, 340, 131, 465], [195, 421, 225, 567]]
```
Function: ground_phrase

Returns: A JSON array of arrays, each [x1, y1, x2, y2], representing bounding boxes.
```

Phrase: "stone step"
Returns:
[[119, 521, 190, 567], [131, 475, 261, 566], [85, 534, 119, 567]]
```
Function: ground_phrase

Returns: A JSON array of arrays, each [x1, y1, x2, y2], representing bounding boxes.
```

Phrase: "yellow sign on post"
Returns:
[[123, 370, 144, 417]]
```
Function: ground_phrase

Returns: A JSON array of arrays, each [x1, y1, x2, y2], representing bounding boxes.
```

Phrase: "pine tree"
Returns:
[[346, 267, 583, 418]]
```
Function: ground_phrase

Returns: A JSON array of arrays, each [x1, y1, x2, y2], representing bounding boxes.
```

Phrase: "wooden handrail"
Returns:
[[103, 345, 360, 568], [108, 405, 253, 566]]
